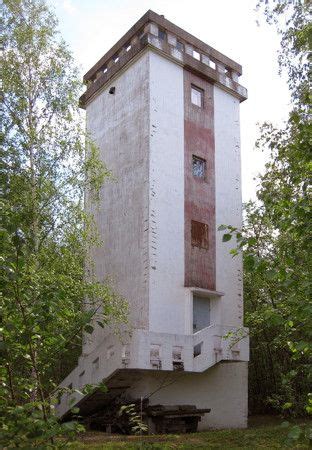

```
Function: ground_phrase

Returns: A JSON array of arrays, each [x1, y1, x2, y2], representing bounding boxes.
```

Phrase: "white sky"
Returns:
[[51, 0, 290, 201]]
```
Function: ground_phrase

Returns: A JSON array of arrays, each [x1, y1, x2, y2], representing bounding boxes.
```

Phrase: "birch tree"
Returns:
[[1, 0, 126, 446]]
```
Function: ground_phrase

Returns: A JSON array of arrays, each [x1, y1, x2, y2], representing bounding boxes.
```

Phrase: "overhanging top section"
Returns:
[[80, 10, 247, 108]]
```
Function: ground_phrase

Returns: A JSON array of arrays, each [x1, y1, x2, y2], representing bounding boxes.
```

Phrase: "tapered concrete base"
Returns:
[[126, 362, 248, 430]]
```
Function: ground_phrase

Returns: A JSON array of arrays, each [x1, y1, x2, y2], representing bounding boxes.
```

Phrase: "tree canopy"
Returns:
[[223, 0, 311, 421], [1, 0, 126, 447]]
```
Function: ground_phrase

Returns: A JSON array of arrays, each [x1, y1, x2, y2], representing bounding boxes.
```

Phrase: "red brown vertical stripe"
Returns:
[[184, 70, 216, 290]]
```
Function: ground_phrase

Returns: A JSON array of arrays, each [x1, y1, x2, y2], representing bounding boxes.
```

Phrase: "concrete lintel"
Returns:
[[189, 287, 225, 298]]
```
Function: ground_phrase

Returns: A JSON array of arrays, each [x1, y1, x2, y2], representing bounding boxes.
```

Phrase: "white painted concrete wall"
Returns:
[[214, 86, 244, 327], [85, 53, 150, 354], [148, 51, 187, 335], [58, 52, 248, 427], [57, 325, 249, 417], [128, 362, 248, 429]]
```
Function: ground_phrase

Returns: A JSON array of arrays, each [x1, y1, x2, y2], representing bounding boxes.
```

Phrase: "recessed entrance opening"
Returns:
[[193, 295, 210, 333]]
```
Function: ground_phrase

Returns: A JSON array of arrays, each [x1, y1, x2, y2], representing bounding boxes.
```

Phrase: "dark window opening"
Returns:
[[193, 342, 203, 357], [191, 220, 209, 249], [177, 40, 184, 52], [192, 155, 206, 178], [173, 361, 184, 371], [158, 28, 166, 40]]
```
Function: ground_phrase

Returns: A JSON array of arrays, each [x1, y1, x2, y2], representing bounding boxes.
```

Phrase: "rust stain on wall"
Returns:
[[184, 70, 216, 290]]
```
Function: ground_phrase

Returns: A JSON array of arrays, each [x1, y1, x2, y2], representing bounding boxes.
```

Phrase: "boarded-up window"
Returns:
[[191, 220, 209, 249]]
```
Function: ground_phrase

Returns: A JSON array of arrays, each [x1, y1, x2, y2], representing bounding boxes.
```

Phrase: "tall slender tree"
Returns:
[[221, 0, 311, 422], [1, 0, 126, 447]]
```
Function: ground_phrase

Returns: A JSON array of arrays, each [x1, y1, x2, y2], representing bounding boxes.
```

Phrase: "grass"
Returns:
[[68, 416, 311, 449]]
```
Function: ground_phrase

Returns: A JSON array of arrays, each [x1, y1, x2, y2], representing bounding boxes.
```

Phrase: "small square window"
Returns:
[[158, 28, 166, 40], [177, 40, 184, 52], [194, 342, 203, 357], [150, 344, 161, 360], [193, 49, 201, 60], [191, 220, 209, 249], [192, 155, 206, 178], [172, 346, 182, 361], [191, 85, 204, 107]]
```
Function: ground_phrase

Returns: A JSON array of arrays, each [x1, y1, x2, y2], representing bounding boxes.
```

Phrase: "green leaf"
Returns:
[[287, 425, 302, 440], [222, 234, 232, 242], [62, 421, 77, 431], [70, 407, 80, 414], [304, 427, 312, 440], [282, 402, 293, 410]]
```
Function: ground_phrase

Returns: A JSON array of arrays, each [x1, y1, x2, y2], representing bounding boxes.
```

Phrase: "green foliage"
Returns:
[[1, 401, 85, 449], [118, 404, 148, 436], [256, 0, 311, 105], [1, 0, 127, 447], [220, 0, 311, 419]]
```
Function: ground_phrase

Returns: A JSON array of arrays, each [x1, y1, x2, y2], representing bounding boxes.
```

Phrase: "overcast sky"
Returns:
[[51, 0, 290, 201]]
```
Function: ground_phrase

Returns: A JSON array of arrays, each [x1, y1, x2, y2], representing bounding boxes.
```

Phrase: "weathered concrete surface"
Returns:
[[80, 10, 247, 108], [148, 51, 186, 335], [57, 44, 248, 429], [184, 71, 216, 290], [57, 325, 249, 420], [127, 362, 248, 429], [214, 85, 244, 327], [85, 52, 150, 354]]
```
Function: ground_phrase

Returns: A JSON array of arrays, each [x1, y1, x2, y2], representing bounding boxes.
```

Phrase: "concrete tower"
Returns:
[[58, 10, 249, 431]]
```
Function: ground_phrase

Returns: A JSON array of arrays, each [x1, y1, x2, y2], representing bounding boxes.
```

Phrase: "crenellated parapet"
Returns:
[[79, 10, 247, 108]]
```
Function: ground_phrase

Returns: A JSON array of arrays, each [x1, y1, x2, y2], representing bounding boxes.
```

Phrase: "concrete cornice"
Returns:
[[83, 10, 243, 83], [80, 31, 247, 109]]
